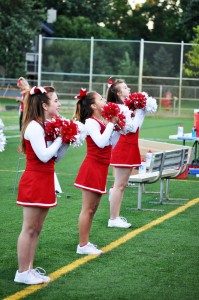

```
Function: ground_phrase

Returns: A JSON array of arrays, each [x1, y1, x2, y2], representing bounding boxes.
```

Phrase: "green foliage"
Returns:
[[184, 26, 199, 77], [42, 40, 90, 80], [43, 0, 113, 24], [118, 51, 138, 76], [54, 15, 116, 39], [140, 0, 184, 42], [0, 0, 46, 77], [42, 38, 140, 80], [178, 0, 199, 41], [152, 46, 174, 76], [0, 0, 198, 78]]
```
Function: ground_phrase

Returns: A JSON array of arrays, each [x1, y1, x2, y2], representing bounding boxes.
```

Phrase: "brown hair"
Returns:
[[106, 79, 124, 104], [21, 86, 55, 153], [73, 91, 97, 124]]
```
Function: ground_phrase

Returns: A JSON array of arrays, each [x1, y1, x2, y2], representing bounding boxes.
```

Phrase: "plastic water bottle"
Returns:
[[177, 124, 184, 137], [146, 150, 152, 168], [139, 159, 146, 174], [192, 126, 196, 137]]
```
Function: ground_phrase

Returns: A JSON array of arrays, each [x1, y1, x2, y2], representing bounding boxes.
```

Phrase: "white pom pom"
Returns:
[[145, 97, 158, 113], [0, 132, 6, 152], [0, 119, 6, 152], [0, 118, 4, 130], [72, 121, 87, 148]]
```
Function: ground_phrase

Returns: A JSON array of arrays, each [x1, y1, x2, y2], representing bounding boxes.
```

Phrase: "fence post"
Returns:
[[37, 34, 43, 86], [89, 37, 94, 91], [138, 38, 144, 92], [159, 85, 163, 113], [178, 41, 184, 116]]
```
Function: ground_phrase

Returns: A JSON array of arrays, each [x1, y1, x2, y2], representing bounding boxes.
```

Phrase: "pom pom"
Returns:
[[45, 116, 62, 141], [61, 119, 79, 144], [0, 119, 6, 152], [101, 102, 126, 131], [114, 113, 126, 132], [0, 132, 6, 152], [101, 102, 120, 120], [124, 92, 147, 111], [72, 121, 87, 148], [0, 118, 4, 130], [45, 116, 86, 146], [145, 96, 158, 113], [124, 92, 157, 114]]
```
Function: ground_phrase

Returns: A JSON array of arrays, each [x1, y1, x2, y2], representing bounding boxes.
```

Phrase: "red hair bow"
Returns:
[[107, 77, 115, 88], [17, 79, 22, 86], [30, 86, 47, 95], [74, 88, 87, 100]]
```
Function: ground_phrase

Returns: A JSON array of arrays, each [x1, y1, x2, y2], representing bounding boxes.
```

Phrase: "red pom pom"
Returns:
[[124, 92, 147, 110], [101, 103, 126, 132], [45, 116, 62, 141], [114, 113, 126, 131], [61, 119, 79, 144], [45, 116, 79, 144], [101, 103, 120, 121]]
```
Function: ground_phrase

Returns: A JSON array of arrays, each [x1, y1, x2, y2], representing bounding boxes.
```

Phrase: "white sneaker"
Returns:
[[14, 269, 44, 285], [76, 242, 103, 255], [108, 216, 132, 228], [31, 267, 51, 283]]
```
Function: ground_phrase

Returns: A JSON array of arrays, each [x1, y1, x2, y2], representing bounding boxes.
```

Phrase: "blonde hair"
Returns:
[[17, 77, 30, 90]]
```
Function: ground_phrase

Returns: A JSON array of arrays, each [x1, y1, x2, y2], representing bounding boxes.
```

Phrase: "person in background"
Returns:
[[14, 86, 68, 285], [16, 77, 30, 131], [74, 89, 118, 255], [107, 79, 146, 228]]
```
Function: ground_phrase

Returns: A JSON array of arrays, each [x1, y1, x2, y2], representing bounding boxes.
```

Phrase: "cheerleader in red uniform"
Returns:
[[16, 77, 30, 131], [107, 79, 146, 228], [74, 89, 118, 255], [14, 86, 67, 285]]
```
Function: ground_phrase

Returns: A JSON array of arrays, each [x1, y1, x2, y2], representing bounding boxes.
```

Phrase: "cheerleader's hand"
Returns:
[[111, 116, 118, 125]]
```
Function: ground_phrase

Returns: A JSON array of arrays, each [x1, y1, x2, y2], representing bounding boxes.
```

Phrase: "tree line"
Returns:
[[0, 0, 198, 78]]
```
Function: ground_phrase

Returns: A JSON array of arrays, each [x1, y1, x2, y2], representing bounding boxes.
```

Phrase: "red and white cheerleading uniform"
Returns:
[[110, 107, 146, 168], [74, 117, 114, 194], [17, 120, 66, 208]]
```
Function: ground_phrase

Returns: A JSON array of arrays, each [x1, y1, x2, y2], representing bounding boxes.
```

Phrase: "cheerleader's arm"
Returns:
[[128, 109, 146, 132], [86, 118, 114, 148], [25, 121, 62, 162], [135, 109, 146, 129]]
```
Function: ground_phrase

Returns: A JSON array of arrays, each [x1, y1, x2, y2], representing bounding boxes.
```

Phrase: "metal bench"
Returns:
[[128, 151, 165, 210]]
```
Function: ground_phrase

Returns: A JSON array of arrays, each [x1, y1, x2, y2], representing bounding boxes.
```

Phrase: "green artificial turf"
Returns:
[[0, 102, 198, 300]]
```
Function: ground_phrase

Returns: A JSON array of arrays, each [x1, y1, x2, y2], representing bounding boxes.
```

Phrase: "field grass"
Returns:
[[0, 102, 199, 300]]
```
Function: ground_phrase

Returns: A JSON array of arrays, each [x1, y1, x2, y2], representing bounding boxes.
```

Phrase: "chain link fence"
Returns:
[[0, 37, 199, 116]]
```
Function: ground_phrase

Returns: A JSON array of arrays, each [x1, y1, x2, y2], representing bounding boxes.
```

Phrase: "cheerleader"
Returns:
[[107, 79, 146, 228], [14, 86, 67, 285], [74, 89, 117, 255], [16, 77, 30, 131]]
